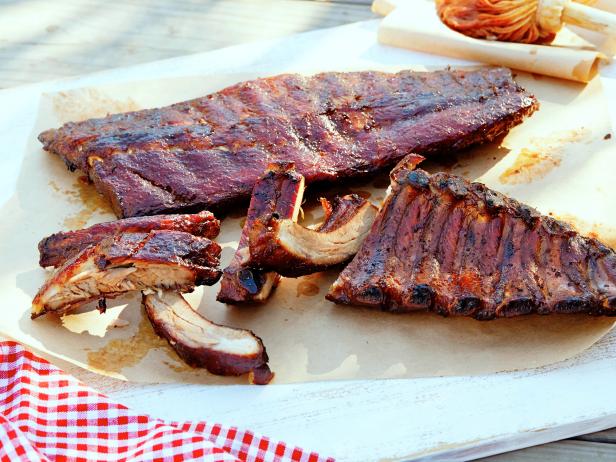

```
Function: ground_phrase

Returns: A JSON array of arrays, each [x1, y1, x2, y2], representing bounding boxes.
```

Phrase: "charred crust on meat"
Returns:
[[405, 170, 430, 190], [38, 210, 220, 269], [31, 230, 221, 318], [39, 68, 538, 218], [327, 154, 616, 319], [410, 284, 434, 309], [236, 269, 264, 295], [217, 163, 303, 304], [453, 296, 481, 316]]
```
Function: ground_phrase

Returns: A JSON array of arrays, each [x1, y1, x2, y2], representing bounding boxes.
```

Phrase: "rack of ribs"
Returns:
[[39, 68, 539, 218], [327, 155, 616, 319]]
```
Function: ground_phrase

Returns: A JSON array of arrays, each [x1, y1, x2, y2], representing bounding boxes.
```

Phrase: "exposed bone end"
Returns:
[[217, 269, 280, 305], [249, 364, 275, 385], [143, 291, 272, 382], [260, 162, 305, 223], [248, 194, 378, 277], [390, 154, 425, 187]]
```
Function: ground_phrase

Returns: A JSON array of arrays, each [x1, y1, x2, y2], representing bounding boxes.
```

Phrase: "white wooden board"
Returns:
[[3, 20, 616, 461]]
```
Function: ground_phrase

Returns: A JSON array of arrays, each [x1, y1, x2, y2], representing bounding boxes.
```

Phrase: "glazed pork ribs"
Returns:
[[327, 155, 616, 319], [34, 212, 275, 382], [38, 210, 219, 268], [247, 189, 377, 277], [32, 230, 221, 318], [39, 67, 538, 218], [218, 162, 378, 304], [217, 162, 304, 304], [144, 291, 273, 384]]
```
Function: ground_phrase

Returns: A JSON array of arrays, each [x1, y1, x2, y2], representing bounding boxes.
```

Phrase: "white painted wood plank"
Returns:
[[110, 355, 616, 461], [3, 19, 616, 462]]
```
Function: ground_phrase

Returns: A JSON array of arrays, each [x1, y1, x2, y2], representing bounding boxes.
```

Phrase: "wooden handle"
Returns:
[[563, 1, 616, 35]]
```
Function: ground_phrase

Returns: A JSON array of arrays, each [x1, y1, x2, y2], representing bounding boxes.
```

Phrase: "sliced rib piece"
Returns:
[[143, 291, 273, 384], [248, 193, 378, 277], [32, 230, 221, 318], [326, 154, 616, 319], [38, 210, 220, 268], [39, 68, 538, 218], [216, 163, 304, 304]]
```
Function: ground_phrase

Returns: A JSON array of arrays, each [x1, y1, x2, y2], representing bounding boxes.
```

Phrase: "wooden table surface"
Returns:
[[3, 0, 616, 460]]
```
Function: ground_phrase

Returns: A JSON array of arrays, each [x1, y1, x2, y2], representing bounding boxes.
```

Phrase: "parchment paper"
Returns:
[[376, 0, 612, 82], [0, 67, 615, 385]]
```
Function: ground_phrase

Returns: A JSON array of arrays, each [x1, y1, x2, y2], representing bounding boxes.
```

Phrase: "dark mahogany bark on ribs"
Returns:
[[38, 68, 539, 218], [32, 230, 222, 318], [326, 155, 616, 319], [217, 162, 304, 304], [38, 210, 220, 268]]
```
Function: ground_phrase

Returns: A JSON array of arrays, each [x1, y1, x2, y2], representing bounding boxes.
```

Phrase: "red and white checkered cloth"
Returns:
[[0, 341, 333, 462]]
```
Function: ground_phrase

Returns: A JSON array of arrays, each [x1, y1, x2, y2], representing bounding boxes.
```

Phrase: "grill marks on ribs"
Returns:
[[32, 230, 221, 318], [38, 210, 219, 268], [143, 291, 273, 384], [39, 68, 538, 218], [326, 155, 616, 318], [217, 163, 304, 304]]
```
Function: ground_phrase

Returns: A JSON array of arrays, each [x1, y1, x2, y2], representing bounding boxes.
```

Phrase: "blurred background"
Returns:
[[0, 0, 375, 89]]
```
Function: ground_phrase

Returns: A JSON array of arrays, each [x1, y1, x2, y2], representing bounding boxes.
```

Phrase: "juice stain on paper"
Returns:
[[87, 315, 190, 374], [49, 177, 112, 229], [499, 148, 561, 184], [52, 88, 139, 123], [48, 89, 139, 229], [499, 128, 591, 185], [296, 280, 320, 297]]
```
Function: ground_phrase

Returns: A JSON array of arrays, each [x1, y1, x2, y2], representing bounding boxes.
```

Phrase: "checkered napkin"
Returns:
[[0, 341, 333, 462]]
